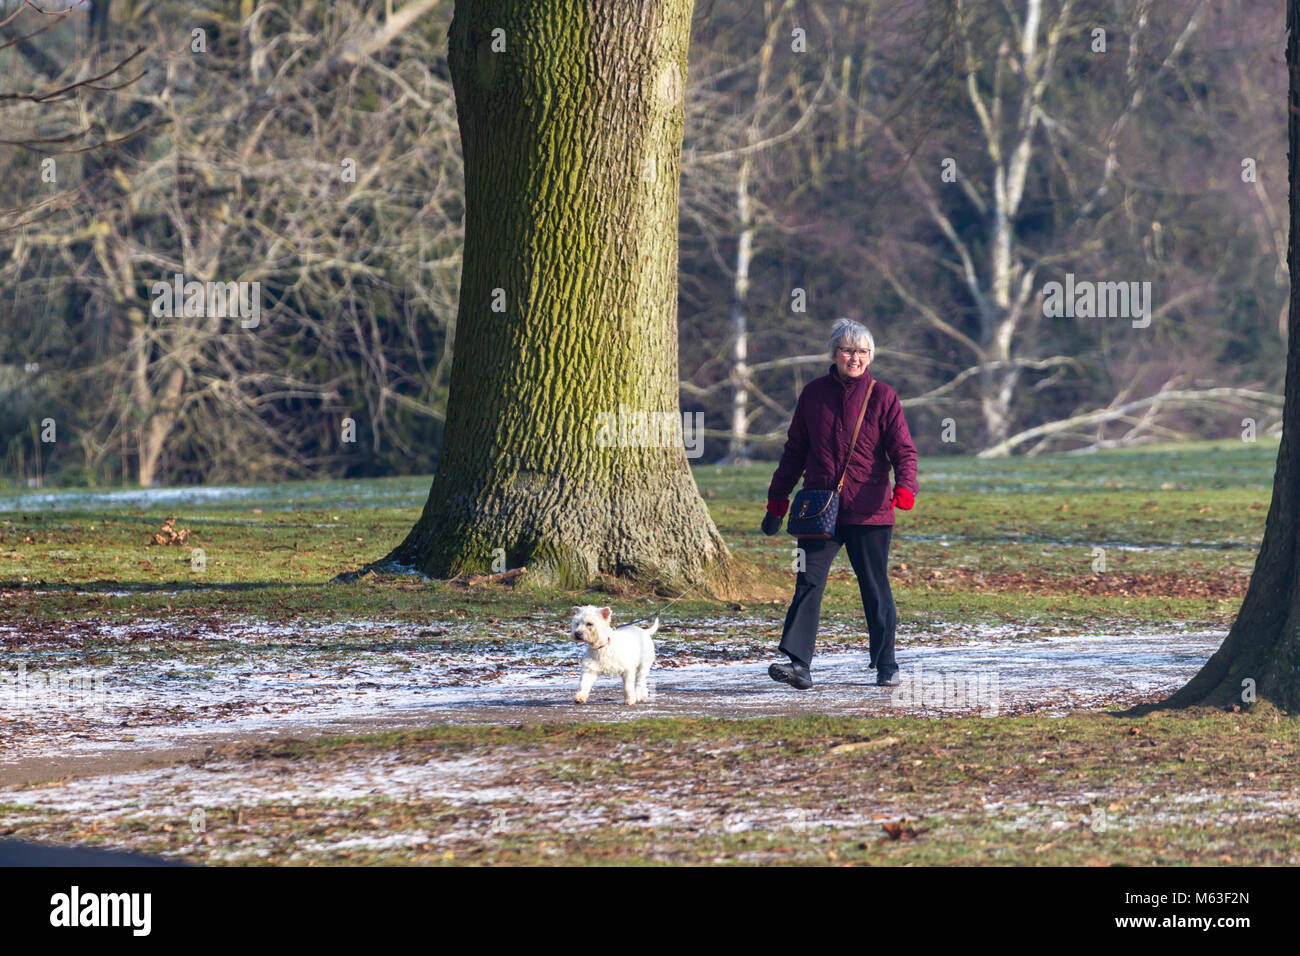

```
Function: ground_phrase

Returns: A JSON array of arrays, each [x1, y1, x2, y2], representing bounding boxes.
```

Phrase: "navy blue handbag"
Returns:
[[786, 380, 875, 539]]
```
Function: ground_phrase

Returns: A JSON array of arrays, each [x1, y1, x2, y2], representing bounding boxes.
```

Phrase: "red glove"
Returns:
[[890, 487, 914, 510], [767, 499, 790, 517]]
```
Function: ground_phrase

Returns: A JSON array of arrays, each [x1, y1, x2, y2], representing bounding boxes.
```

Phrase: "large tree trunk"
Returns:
[[382, 0, 735, 591], [1158, 0, 1300, 712]]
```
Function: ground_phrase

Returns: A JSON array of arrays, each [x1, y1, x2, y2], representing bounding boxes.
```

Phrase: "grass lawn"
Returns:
[[0, 437, 1268, 630], [4, 712, 1295, 865], [1, 437, 1294, 865]]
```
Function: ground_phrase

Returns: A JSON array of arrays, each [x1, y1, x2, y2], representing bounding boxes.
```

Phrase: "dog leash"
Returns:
[[627, 576, 709, 628]]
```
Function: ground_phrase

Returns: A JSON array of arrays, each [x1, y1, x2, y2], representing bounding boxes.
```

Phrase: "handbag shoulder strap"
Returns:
[[835, 379, 876, 493]]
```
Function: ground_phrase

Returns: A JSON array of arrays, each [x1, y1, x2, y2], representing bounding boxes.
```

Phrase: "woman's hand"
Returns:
[[890, 487, 914, 510], [762, 499, 789, 535]]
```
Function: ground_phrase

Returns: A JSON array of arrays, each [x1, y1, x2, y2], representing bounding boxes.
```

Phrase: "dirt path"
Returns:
[[0, 630, 1224, 787]]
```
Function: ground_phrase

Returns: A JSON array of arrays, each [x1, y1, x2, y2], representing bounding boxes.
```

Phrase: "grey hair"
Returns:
[[828, 317, 875, 357]]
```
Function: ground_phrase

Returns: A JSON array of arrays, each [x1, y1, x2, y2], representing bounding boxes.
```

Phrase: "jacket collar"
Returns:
[[829, 363, 874, 394]]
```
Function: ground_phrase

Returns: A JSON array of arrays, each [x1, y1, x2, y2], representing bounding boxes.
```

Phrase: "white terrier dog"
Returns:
[[570, 605, 658, 705]]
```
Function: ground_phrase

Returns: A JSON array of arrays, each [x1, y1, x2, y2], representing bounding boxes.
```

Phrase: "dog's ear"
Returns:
[[572, 605, 582, 613], [600, 606, 612, 620]]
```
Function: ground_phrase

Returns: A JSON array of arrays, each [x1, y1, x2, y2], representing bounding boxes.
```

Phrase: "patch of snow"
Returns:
[[0, 617, 1227, 768]]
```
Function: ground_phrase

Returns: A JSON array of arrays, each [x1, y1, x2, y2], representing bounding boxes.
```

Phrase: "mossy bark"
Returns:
[[384, 0, 733, 591], [1156, 0, 1300, 713]]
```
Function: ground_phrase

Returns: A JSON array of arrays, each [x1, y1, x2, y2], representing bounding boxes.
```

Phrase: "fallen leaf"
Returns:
[[882, 822, 921, 841]]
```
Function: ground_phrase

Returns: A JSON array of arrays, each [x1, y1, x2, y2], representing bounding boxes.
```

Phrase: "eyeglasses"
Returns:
[[836, 347, 871, 359]]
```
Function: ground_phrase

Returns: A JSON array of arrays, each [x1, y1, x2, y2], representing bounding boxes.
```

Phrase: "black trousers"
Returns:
[[778, 523, 897, 674]]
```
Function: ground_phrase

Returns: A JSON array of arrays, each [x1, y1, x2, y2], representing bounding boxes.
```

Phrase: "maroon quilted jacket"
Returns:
[[767, 365, 918, 526]]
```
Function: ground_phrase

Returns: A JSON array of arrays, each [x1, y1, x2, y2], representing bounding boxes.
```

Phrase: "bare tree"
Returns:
[[1, 0, 462, 485], [682, 0, 832, 463], [372, 0, 747, 594], [823, 0, 1280, 453], [1152, 0, 1300, 712]]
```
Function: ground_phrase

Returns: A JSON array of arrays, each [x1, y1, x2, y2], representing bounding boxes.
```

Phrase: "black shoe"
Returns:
[[769, 660, 812, 690], [876, 669, 899, 687]]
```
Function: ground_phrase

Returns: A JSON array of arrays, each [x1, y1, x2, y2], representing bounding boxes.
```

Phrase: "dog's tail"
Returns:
[[646, 616, 660, 638]]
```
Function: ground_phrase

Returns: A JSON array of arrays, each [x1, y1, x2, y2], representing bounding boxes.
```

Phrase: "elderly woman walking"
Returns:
[[762, 317, 918, 689]]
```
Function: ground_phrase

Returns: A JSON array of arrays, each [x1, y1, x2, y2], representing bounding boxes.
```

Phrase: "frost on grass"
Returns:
[[5, 731, 1297, 865], [0, 617, 1226, 772]]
